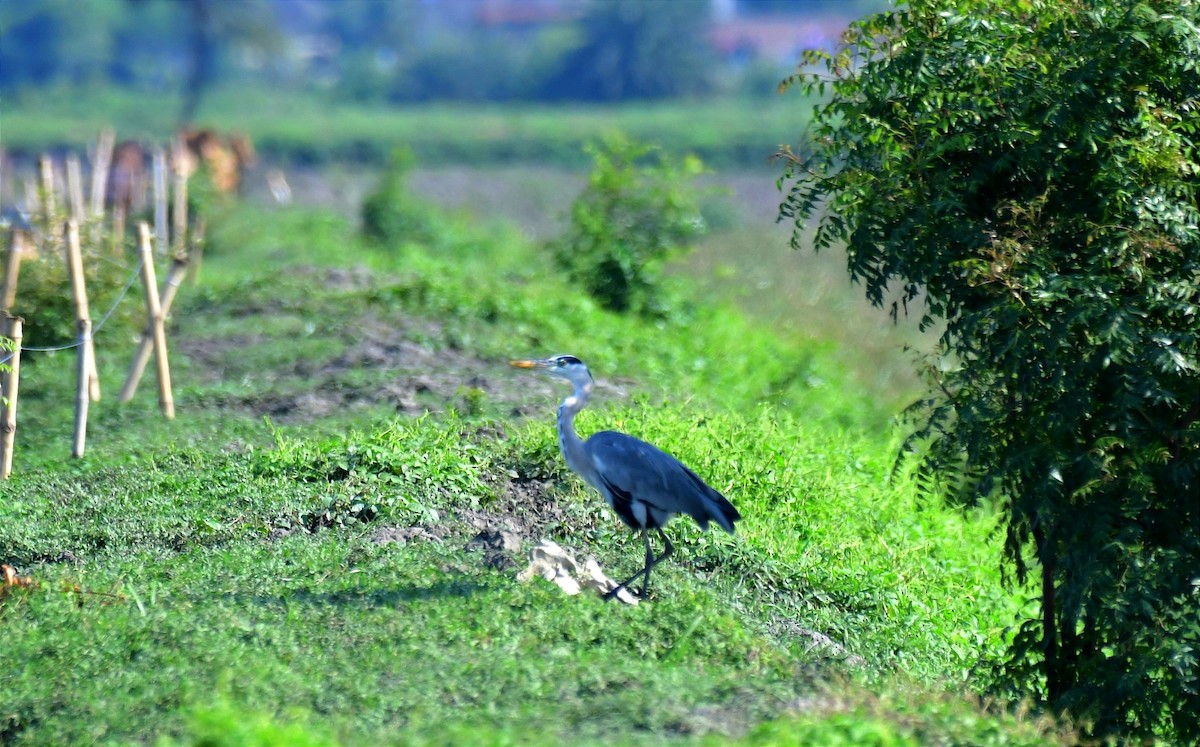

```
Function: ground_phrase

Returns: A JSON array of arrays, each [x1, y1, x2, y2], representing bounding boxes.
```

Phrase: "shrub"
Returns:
[[5, 236, 142, 354], [360, 147, 440, 249], [549, 133, 706, 315]]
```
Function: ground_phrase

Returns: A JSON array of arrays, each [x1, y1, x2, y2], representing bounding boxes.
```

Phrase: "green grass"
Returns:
[[0, 84, 814, 168], [0, 196, 1065, 745], [684, 223, 935, 411]]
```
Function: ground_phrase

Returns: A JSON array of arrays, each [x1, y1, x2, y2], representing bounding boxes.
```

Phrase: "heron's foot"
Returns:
[[603, 584, 647, 602]]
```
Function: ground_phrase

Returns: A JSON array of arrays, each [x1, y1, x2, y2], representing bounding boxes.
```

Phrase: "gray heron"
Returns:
[[511, 355, 741, 600]]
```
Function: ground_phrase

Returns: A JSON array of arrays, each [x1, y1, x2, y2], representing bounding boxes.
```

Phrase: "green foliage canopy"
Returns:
[[780, 0, 1200, 742]]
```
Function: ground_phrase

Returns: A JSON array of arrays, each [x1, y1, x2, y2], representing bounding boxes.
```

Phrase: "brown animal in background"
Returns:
[[228, 132, 257, 186], [177, 128, 257, 197], [109, 140, 148, 215]]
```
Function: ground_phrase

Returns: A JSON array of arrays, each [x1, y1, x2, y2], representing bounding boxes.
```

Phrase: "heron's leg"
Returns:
[[641, 529, 674, 597], [605, 528, 674, 601], [605, 528, 654, 601], [656, 528, 674, 563], [637, 527, 655, 596]]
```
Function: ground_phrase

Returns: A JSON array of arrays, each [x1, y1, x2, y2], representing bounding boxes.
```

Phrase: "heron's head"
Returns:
[[510, 354, 593, 389]]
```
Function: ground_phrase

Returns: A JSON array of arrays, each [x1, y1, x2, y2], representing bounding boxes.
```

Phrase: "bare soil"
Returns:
[[174, 266, 566, 424]]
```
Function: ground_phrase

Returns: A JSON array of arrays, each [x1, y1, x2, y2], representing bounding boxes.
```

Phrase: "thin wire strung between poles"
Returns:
[[12, 254, 147, 353], [92, 252, 137, 273]]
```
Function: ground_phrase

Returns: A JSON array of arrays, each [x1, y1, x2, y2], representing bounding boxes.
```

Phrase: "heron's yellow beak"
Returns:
[[510, 359, 542, 369]]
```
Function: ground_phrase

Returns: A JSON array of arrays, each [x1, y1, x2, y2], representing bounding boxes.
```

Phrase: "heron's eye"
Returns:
[[557, 358, 566, 367]]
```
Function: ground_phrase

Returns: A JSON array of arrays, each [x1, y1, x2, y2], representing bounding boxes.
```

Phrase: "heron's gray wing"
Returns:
[[585, 431, 740, 533]]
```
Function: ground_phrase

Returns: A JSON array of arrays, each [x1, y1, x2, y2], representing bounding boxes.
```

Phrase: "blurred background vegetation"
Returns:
[[1, 0, 923, 404], [0, 0, 887, 108], [0, 0, 887, 166]]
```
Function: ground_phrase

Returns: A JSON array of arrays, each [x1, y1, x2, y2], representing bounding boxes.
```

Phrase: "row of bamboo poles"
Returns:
[[13, 133, 197, 257], [1, 131, 199, 478]]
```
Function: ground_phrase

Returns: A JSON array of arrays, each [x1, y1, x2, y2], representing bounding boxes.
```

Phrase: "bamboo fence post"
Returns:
[[188, 217, 205, 283], [130, 222, 174, 418], [1, 316, 23, 479], [66, 154, 85, 224], [65, 220, 100, 402], [171, 138, 188, 255], [90, 128, 115, 219], [112, 205, 127, 256], [119, 254, 187, 403], [152, 147, 168, 256], [1, 230, 25, 312], [38, 155, 56, 234], [24, 182, 40, 226], [72, 318, 92, 458]]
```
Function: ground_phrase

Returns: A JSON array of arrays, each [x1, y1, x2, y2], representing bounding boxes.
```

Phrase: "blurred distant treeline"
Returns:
[[0, 0, 884, 114]]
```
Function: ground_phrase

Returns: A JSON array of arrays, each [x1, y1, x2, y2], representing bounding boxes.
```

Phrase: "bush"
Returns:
[[5, 236, 142, 354], [548, 134, 706, 315], [360, 147, 440, 249]]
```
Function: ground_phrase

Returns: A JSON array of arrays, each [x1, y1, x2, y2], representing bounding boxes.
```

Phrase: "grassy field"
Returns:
[[1, 85, 813, 169], [238, 164, 933, 408], [0, 174, 1077, 746]]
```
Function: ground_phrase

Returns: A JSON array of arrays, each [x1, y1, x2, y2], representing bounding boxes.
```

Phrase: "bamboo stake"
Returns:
[[188, 217, 205, 283], [38, 155, 56, 233], [152, 147, 168, 256], [90, 128, 115, 219], [23, 182, 40, 228], [64, 220, 100, 402], [112, 205, 127, 256], [131, 222, 173, 418], [119, 254, 187, 403], [66, 154, 85, 224], [1, 230, 25, 312], [72, 318, 92, 458], [171, 139, 188, 255], [1, 316, 23, 479], [55, 160, 68, 208]]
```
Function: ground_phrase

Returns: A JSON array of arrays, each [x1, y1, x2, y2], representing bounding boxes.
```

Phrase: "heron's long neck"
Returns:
[[557, 380, 595, 481]]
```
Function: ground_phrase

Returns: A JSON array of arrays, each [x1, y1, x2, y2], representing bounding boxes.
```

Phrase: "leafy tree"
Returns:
[[543, 0, 715, 101], [171, 0, 280, 123], [780, 0, 1200, 742]]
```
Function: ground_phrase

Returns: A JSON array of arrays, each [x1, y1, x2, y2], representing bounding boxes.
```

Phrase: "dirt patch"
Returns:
[[290, 264, 376, 292], [174, 265, 564, 423], [371, 525, 448, 546], [364, 490, 575, 575], [471, 475, 606, 543], [464, 529, 522, 571]]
